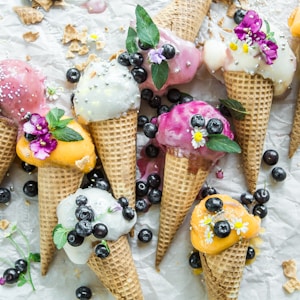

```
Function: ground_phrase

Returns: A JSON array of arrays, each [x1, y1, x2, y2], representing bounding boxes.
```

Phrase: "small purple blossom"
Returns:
[[29, 133, 58, 160], [23, 113, 49, 136], [258, 39, 278, 65], [148, 48, 166, 64], [0, 277, 6, 285], [108, 203, 122, 213], [216, 169, 224, 179]]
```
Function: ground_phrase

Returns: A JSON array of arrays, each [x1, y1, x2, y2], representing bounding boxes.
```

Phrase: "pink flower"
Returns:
[[0, 277, 6, 285], [23, 113, 49, 136], [29, 133, 58, 160], [148, 48, 166, 64], [258, 39, 278, 65]]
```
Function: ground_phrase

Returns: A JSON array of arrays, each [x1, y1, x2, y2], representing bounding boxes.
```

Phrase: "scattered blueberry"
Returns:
[[75, 206, 95, 221], [138, 40, 151, 50], [246, 246, 256, 260], [14, 259, 28, 274], [117, 51, 131, 66], [3, 268, 19, 284], [161, 43, 176, 59], [131, 67, 147, 83], [145, 144, 160, 158], [93, 223, 108, 239], [21, 161, 36, 173], [138, 115, 149, 128], [24, 133, 36, 141], [253, 188, 270, 204], [129, 52, 144, 67], [148, 95, 161, 108], [205, 197, 223, 213], [66, 68, 81, 83], [240, 192, 255, 205], [0, 188, 11, 204], [76, 286, 92, 300], [92, 178, 110, 191], [206, 118, 223, 134], [23, 180, 38, 197], [233, 9, 247, 24], [157, 105, 170, 115], [201, 186, 218, 198], [190, 114, 205, 128], [135, 198, 150, 212], [67, 230, 85, 247], [262, 149, 279, 166], [141, 88, 153, 102], [213, 220, 231, 238], [167, 88, 181, 103], [137, 228, 153, 243], [189, 251, 201, 269], [122, 206, 135, 221], [147, 173, 161, 189], [75, 195, 88, 206], [117, 196, 129, 208], [136, 181, 149, 197], [179, 93, 193, 104], [95, 243, 110, 259], [253, 204, 268, 219], [86, 168, 105, 183], [75, 220, 93, 237], [271, 167, 287, 182], [143, 122, 158, 138], [148, 188, 162, 204]]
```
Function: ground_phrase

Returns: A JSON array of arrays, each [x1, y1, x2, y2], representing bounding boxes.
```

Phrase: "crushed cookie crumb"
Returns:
[[0, 219, 10, 230], [282, 259, 300, 294]]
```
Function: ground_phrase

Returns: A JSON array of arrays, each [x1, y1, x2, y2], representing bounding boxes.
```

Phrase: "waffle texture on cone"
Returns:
[[155, 149, 211, 267], [224, 71, 273, 194], [87, 235, 143, 300], [38, 165, 83, 275], [88, 110, 137, 207], [152, 0, 212, 42], [289, 88, 300, 157], [200, 239, 249, 300], [0, 117, 18, 184]]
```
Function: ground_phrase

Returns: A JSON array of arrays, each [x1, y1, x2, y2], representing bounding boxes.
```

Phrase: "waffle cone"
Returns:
[[87, 235, 143, 300], [0, 117, 18, 184], [88, 110, 138, 208], [38, 165, 83, 275], [289, 88, 300, 157], [155, 148, 211, 267], [152, 0, 212, 42], [13, 6, 44, 25], [224, 71, 273, 194], [200, 239, 249, 300]]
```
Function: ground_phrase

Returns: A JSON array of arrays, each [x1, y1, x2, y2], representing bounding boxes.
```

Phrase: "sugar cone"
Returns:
[[13, 6, 44, 25], [155, 148, 211, 267], [88, 110, 138, 208], [38, 165, 83, 275], [152, 0, 212, 42], [223, 71, 273, 194], [289, 88, 300, 157], [0, 117, 18, 184], [87, 235, 144, 300], [200, 239, 249, 300]]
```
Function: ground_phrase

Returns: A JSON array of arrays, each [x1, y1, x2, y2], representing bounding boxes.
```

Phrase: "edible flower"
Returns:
[[204, 227, 214, 244], [148, 47, 166, 64], [29, 133, 58, 160], [258, 39, 278, 65], [191, 127, 208, 149], [231, 217, 249, 235], [46, 85, 63, 102], [23, 113, 49, 136]]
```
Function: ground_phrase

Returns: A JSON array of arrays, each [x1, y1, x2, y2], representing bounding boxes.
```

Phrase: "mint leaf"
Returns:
[[136, 4, 159, 48], [46, 108, 65, 128], [151, 61, 169, 90], [53, 224, 68, 250], [219, 98, 248, 120], [51, 127, 83, 142], [55, 118, 73, 129], [206, 134, 241, 153], [17, 274, 27, 287], [29, 253, 40, 263], [126, 27, 138, 54]]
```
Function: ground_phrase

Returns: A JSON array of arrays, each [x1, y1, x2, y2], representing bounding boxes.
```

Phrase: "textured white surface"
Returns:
[[0, 0, 300, 299]]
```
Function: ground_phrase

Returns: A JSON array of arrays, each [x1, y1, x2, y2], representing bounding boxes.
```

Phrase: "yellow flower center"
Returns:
[[36, 124, 42, 130], [242, 43, 249, 53], [234, 221, 243, 229], [90, 33, 99, 40], [194, 131, 203, 143], [230, 42, 238, 51], [40, 140, 46, 146]]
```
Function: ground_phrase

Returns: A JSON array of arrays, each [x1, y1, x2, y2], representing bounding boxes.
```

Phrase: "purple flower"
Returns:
[[148, 48, 166, 64], [29, 133, 58, 160], [23, 113, 49, 136], [0, 277, 6, 285], [258, 39, 278, 65]]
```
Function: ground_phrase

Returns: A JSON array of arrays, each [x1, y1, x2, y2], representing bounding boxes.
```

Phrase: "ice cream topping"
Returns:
[[53, 188, 137, 264], [190, 194, 261, 255], [73, 58, 140, 124]]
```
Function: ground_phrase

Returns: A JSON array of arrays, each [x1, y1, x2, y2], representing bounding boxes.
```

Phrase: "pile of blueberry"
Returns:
[[83, 167, 111, 191], [0, 259, 28, 286], [262, 149, 287, 182]]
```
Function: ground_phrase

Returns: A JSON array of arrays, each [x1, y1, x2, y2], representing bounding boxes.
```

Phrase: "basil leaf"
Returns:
[[29, 253, 41, 263], [55, 118, 73, 129], [206, 134, 241, 153], [136, 4, 159, 48], [51, 127, 84, 142], [219, 98, 248, 120], [46, 108, 65, 127], [52, 224, 68, 250], [126, 27, 138, 54], [151, 61, 169, 90]]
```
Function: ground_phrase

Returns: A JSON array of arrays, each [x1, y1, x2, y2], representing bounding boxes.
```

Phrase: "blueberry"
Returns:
[[157, 105, 170, 115], [135, 198, 150, 212], [23, 180, 38, 197], [246, 246, 256, 260], [189, 251, 201, 269], [67, 230, 84, 247], [117, 51, 131, 66], [138, 228, 153, 243], [86, 168, 105, 183], [161, 43, 176, 59], [191, 114, 205, 128], [240, 192, 254, 205], [148, 188, 162, 204], [213, 220, 231, 238], [3, 268, 19, 284], [167, 88, 181, 103], [75, 195, 88, 206], [24, 133, 36, 141], [205, 197, 223, 212], [253, 204, 268, 219], [75, 220, 93, 237], [21, 161, 36, 173], [145, 144, 160, 158], [206, 118, 223, 134], [136, 181, 149, 197], [141, 88, 153, 102], [76, 286, 92, 300], [66, 68, 81, 83], [117, 196, 129, 208], [233, 9, 247, 24], [131, 67, 147, 83], [95, 243, 110, 259], [75, 205, 95, 221], [138, 39, 152, 50], [0, 187, 11, 204], [263, 149, 279, 166], [143, 122, 158, 138], [122, 206, 135, 221], [92, 178, 110, 191], [93, 223, 108, 239], [201, 186, 218, 198], [179, 93, 193, 104], [129, 52, 144, 67], [271, 167, 287, 182], [138, 115, 149, 128], [147, 173, 161, 188], [253, 188, 270, 204], [148, 95, 161, 108], [15, 259, 28, 274]]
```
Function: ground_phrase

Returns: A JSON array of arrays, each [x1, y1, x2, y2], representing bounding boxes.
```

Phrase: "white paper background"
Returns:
[[0, 0, 300, 299]]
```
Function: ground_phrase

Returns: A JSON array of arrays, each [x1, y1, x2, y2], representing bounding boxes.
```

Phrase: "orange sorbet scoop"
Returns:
[[288, 7, 300, 37]]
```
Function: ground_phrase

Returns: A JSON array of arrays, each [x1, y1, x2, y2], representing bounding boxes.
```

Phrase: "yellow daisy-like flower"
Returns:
[[191, 127, 208, 149], [204, 226, 214, 244], [200, 215, 213, 227], [231, 217, 249, 235]]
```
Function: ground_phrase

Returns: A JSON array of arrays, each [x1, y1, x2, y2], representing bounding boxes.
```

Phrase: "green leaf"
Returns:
[[151, 61, 169, 90], [52, 224, 68, 250], [17, 274, 27, 287], [206, 134, 241, 153], [55, 118, 73, 129], [46, 108, 65, 128], [29, 253, 40, 263], [136, 4, 159, 48], [51, 127, 84, 142], [126, 27, 138, 54], [219, 98, 248, 120]]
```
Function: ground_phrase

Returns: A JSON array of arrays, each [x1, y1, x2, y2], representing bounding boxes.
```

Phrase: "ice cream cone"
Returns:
[[289, 88, 300, 158], [155, 148, 211, 267], [0, 117, 18, 184], [152, 0, 212, 42], [199, 239, 249, 300], [223, 71, 273, 194], [88, 110, 138, 208], [87, 235, 143, 300], [38, 164, 83, 275], [13, 6, 44, 25]]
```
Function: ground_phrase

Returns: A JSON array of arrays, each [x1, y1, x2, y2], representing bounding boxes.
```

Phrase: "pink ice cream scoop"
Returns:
[[0, 59, 48, 126], [155, 100, 235, 162]]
